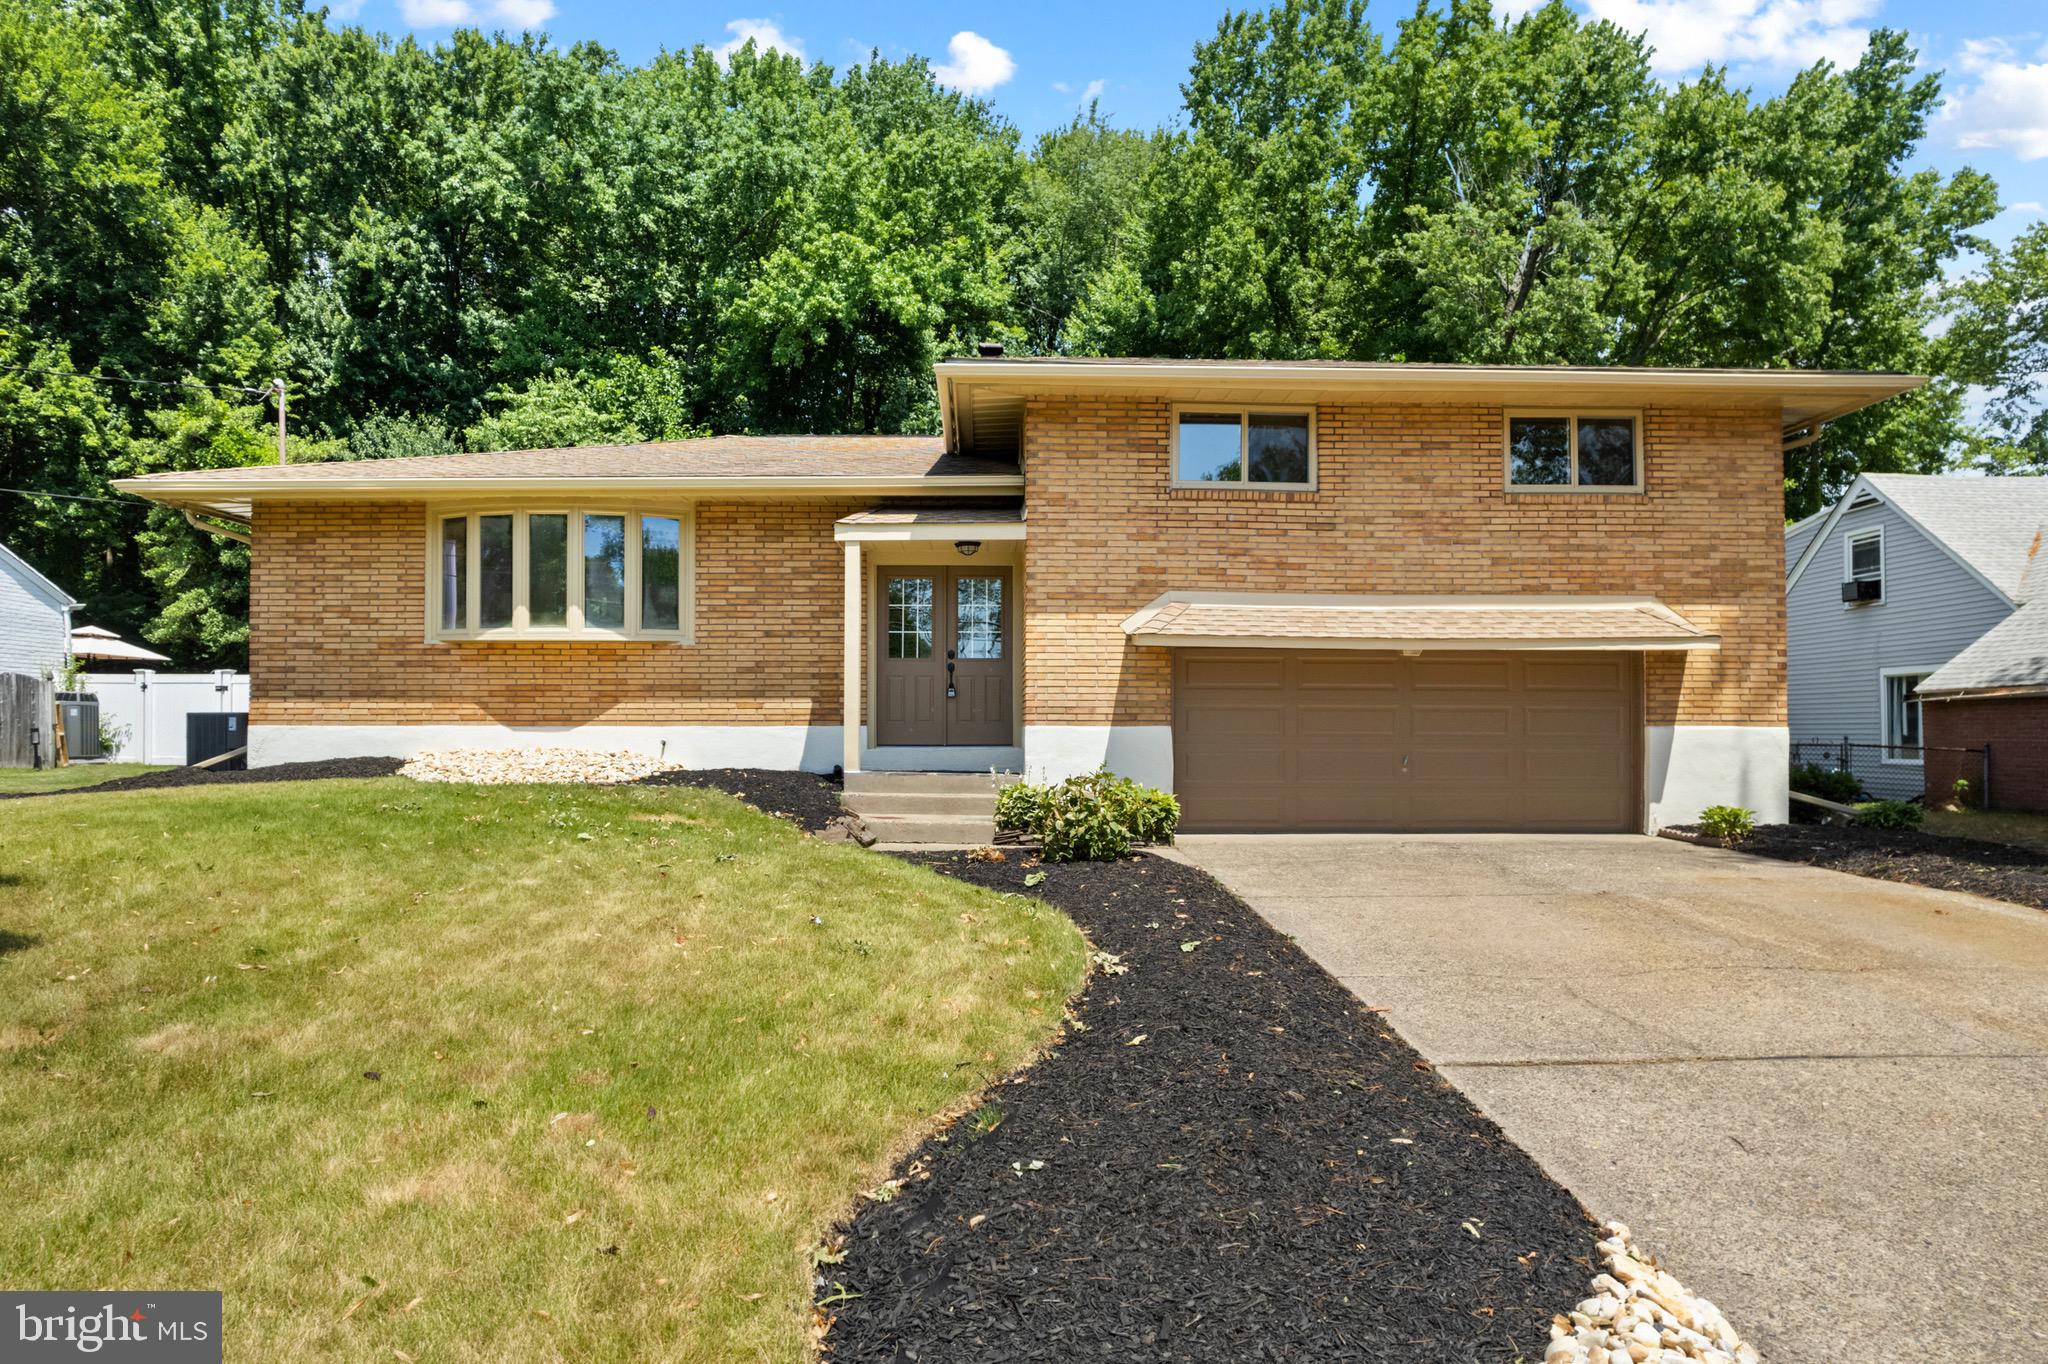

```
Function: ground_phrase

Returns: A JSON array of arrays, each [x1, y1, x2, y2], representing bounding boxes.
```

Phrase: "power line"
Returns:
[[0, 363, 274, 397], [0, 486, 149, 509]]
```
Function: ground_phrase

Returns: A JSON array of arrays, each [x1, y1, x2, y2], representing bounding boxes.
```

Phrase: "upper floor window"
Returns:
[[1173, 406, 1315, 489], [1843, 527, 1883, 604], [1504, 413, 1641, 491], [432, 508, 691, 642]]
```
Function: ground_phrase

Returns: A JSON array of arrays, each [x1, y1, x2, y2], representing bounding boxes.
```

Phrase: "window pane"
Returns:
[[1850, 534, 1881, 579], [1248, 413, 1310, 483], [439, 517, 466, 632], [887, 577, 934, 659], [478, 515, 514, 629], [1509, 417, 1569, 484], [641, 515, 681, 631], [1577, 418, 1636, 486], [1177, 412, 1244, 483], [956, 576, 1003, 659], [583, 514, 626, 629], [528, 513, 568, 627], [1890, 675, 1926, 748]]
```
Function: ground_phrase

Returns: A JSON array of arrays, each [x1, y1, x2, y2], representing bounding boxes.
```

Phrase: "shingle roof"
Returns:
[[1119, 593, 1718, 650], [120, 434, 1004, 487], [1862, 474, 2048, 601], [1920, 600, 2048, 695]]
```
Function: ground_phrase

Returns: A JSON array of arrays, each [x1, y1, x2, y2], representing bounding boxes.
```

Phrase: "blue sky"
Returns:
[[336, 0, 2048, 250]]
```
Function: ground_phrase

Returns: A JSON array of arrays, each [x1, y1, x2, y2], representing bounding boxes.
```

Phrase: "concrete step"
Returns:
[[840, 791, 997, 817], [842, 770, 1015, 795], [858, 814, 998, 845]]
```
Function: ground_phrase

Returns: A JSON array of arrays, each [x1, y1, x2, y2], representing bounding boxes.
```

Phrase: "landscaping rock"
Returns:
[[1546, 1223, 1759, 1364], [400, 747, 682, 785]]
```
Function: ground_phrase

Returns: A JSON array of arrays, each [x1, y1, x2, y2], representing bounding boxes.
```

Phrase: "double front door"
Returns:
[[874, 566, 1012, 747]]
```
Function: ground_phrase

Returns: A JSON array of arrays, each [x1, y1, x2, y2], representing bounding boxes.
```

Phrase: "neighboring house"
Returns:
[[0, 540, 80, 766], [1784, 473, 2048, 809], [0, 540, 77, 681], [115, 358, 1920, 832]]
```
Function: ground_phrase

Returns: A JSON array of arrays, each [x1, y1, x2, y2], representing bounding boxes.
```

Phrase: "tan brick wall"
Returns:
[[250, 500, 862, 726], [1020, 398, 1786, 728]]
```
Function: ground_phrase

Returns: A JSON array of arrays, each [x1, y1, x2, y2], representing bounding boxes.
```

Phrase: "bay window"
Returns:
[[432, 509, 691, 641]]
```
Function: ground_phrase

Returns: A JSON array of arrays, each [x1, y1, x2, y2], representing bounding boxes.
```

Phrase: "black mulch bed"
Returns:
[[633, 767, 843, 833], [821, 851, 1596, 1363], [1670, 821, 2048, 912], [0, 756, 404, 799]]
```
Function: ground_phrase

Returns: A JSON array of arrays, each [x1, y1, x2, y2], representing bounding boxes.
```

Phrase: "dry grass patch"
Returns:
[[0, 777, 1086, 1362]]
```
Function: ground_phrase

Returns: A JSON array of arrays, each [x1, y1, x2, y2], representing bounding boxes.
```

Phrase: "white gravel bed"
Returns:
[[1547, 1222, 1761, 1364], [398, 747, 684, 785]]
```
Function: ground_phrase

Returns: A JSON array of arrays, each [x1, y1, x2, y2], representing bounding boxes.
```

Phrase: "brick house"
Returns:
[[116, 357, 1919, 832]]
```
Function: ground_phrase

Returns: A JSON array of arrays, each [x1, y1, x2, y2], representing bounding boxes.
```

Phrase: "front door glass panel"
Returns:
[[955, 576, 1003, 659], [887, 577, 935, 659]]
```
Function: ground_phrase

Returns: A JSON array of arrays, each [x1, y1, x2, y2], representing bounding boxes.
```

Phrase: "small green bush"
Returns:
[[1790, 763, 1865, 804], [995, 769, 1181, 863], [1856, 799, 1924, 829], [1697, 805, 1756, 841]]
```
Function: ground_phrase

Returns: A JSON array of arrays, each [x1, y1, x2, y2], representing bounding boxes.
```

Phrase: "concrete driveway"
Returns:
[[1176, 833, 2048, 1364]]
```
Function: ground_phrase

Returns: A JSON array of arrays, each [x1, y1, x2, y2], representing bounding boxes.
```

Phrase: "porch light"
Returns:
[[954, 540, 982, 557]]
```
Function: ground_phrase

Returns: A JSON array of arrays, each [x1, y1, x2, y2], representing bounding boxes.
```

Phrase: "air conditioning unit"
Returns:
[[1841, 578, 1882, 603]]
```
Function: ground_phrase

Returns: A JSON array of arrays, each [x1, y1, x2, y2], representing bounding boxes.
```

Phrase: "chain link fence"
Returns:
[[1790, 738, 1991, 808]]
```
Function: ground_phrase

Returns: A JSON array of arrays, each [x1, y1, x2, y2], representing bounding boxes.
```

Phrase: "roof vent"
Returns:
[[1849, 494, 1881, 510], [976, 341, 1005, 358]]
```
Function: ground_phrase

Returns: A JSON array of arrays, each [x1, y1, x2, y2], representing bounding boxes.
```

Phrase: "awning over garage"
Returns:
[[1121, 592, 1718, 652]]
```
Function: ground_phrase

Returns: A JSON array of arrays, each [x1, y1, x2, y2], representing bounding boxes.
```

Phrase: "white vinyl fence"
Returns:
[[85, 670, 250, 765]]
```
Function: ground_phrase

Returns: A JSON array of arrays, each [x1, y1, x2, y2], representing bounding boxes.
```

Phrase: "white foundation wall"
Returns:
[[251, 723, 847, 772], [1645, 724, 1789, 829], [1020, 724, 1174, 790]]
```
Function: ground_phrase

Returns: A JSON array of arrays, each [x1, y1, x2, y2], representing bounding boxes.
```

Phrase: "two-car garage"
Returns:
[[1171, 649, 1644, 833], [1123, 592, 1723, 835]]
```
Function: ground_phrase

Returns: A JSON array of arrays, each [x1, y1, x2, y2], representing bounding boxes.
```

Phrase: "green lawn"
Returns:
[[0, 761, 167, 794], [1923, 806, 2048, 854], [0, 778, 1087, 1362]]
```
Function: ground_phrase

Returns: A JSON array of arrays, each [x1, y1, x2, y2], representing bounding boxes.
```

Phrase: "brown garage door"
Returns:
[[1173, 650, 1641, 833]]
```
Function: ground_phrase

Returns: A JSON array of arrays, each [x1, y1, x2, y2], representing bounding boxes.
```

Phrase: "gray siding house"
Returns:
[[1785, 474, 2048, 798], [0, 540, 76, 681]]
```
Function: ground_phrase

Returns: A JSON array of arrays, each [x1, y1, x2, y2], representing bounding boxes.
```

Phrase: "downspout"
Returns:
[[183, 507, 252, 545]]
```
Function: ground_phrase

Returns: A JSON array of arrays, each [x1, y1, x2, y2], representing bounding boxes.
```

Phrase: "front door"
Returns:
[[874, 566, 1013, 747]]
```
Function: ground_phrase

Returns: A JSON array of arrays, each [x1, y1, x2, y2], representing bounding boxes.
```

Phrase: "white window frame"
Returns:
[[1502, 410, 1645, 493], [1169, 403, 1318, 491], [424, 506, 694, 644], [1878, 666, 1933, 763], [1843, 526, 1884, 606]]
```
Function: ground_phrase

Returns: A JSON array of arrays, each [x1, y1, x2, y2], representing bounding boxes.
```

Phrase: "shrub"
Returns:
[[1856, 799, 1924, 830], [995, 769, 1181, 863], [1697, 805, 1756, 841], [1790, 763, 1865, 804]]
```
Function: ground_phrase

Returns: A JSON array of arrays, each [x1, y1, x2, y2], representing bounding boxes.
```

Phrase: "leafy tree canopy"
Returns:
[[0, 0, 2034, 665]]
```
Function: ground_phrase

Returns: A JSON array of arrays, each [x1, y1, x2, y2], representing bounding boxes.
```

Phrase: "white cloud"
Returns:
[[398, 0, 554, 27], [492, 0, 555, 26], [1051, 80, 1070, 93], [1079, 78, 1106, 106], [1940, 38, 2048, 161], [932, 31, 1015, 95], [715, 18, 805, 64], [1578, 0, 1879, 76], [327, 0, 367, 16]]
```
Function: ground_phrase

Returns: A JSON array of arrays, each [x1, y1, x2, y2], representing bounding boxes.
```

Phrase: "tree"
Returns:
[[1942, 220, 2048, 474]]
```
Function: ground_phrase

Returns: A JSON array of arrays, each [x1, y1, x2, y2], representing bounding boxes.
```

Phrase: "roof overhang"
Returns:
[[113, 473, 1027, 523], [937, 358, 1924, 457], [834, 507, 1027, 542], [1119, 592, 1720, 652]]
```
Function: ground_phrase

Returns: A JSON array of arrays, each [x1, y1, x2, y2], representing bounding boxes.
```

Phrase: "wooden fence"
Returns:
[[0, 670, 47, 767]]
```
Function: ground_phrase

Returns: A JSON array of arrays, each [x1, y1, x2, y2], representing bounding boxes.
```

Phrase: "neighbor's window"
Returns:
[[1884, 672, 1929, 753], [1848, 529, 1882, 582], [1174, 407, 1314, 487], [1506, 413, 1640, 490], [432, 510, 690, 641]]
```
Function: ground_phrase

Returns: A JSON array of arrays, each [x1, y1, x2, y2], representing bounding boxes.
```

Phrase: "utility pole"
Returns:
[[274, 377, 288, 464]]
